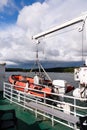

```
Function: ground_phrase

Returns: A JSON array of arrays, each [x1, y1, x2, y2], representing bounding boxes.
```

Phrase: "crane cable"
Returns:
[[80, 17, 87, 64]]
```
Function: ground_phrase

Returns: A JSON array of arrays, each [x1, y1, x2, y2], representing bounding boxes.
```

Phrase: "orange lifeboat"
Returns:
[[9, 75, 52, 97], [9, 75, 74, 98]]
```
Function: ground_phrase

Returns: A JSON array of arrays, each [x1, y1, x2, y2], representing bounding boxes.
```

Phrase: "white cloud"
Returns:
[[0, 0, 14, 11], [0, 0, 8, 11], [0, 0, 19, 15], [0, 25, 35, 62], [0, 0, 87, 66]]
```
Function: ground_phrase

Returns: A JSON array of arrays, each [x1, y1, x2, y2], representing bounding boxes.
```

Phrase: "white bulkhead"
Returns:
[[74, 68, 80, 81], [74, 59, 87, 84], [79, 67, 87, 85], [0, 62, 6, 91], [74, 67, 87, 85]]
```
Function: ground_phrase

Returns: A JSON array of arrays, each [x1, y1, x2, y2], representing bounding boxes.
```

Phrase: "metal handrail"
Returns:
[[3, 82, 87, 130], [3, 82, 87, 110]]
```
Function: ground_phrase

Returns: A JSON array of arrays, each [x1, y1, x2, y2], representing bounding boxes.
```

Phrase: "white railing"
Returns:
[[3, 82, 87, 130]]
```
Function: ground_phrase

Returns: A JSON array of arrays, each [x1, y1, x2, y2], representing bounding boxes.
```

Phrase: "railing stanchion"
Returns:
[[35, 99, 37, 118], [3, 82, 5, 98], [18, 91, 20, 102], [52, 105, 54, 126], [74, 97, 76, 116], [10, 84, 13, 103]]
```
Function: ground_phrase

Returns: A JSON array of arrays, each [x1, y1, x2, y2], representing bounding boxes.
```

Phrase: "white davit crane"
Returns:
[[32, 13, 87, 98], [32, 13, 87, 40]]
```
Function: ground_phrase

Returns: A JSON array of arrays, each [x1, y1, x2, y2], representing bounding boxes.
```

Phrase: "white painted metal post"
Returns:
[[35, 99, 37, 118], [43, 92, 46, 120], [23, 91, 26, 111], [74, 98, 76, 117], [10, 85, 13, 103], [18, 91, 20, 102], [52, 105, 54, 126], [44, 92, 46, 103], [3, 82, 5, 98]]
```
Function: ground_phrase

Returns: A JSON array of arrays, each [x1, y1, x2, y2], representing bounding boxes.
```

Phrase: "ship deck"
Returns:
[[0, 91, 70, 130]]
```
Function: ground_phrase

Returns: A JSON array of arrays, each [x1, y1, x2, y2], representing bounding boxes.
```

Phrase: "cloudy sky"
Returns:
[[0, 0, 87, 67]]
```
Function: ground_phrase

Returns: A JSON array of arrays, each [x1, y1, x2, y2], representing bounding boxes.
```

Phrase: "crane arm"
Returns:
[[32, 14, 87, 40]]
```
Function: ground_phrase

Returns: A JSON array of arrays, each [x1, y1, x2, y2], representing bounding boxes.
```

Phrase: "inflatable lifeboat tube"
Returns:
[[9, 75, 74, 98], [9, 75, 52, 98]]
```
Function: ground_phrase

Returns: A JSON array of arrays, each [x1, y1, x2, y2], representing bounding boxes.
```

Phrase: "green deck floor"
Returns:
[[0, 92, 71, 130]]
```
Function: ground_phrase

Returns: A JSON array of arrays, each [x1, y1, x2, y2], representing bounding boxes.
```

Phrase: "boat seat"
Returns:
[[26, 101, 79, 125], [0, 109, 17, 130]]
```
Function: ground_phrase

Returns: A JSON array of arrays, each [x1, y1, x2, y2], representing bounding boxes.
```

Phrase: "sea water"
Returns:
[[6, 72, 78, 88]]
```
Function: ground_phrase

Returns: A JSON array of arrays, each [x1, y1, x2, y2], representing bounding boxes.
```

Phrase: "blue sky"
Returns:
[[0, 0, 87, 67], [0, 0, 44, 25]]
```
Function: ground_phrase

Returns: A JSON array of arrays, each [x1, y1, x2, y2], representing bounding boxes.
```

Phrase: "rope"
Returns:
[[80, 17, 87, 64], [81, 28, 84, 64]]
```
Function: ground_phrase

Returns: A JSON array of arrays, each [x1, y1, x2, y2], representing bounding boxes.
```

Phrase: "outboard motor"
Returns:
[[52, 80, 67, 105], [52, 79, 67, 94]]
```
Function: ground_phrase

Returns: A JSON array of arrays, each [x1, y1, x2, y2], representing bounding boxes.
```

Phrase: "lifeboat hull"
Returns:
[[9, 75, 52, 97], [9, 75, 74, 98]]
